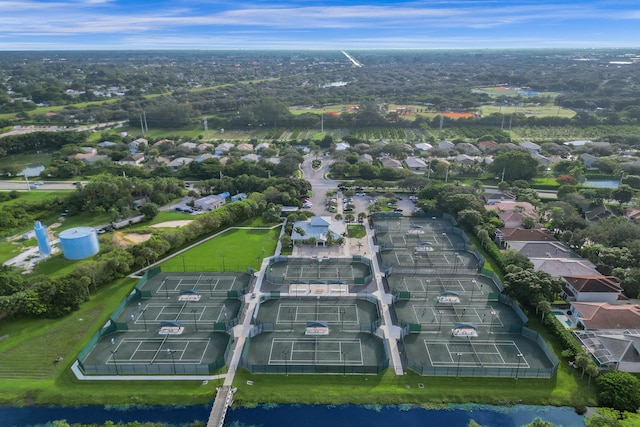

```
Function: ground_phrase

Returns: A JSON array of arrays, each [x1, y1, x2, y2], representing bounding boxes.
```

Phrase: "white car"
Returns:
[[302, 202, 313, 208]]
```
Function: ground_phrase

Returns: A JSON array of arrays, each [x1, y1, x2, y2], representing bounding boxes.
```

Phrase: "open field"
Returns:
[[479, 105, 576, 118], [472, 87, 561, 98], [159, 226, 280, 272], [0, 153, 52, 171]]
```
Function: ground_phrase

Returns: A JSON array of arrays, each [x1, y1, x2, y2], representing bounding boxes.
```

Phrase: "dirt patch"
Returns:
[[113, 232, 152, 248], [150, 220, 193, 228], [441, 112, 476, 118]]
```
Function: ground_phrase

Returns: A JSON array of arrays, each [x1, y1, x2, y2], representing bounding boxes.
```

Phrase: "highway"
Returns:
[[0, 180, 79, 191]]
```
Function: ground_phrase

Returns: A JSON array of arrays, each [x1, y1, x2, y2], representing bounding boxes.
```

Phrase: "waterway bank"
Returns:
[[0, 403, 585, 427]]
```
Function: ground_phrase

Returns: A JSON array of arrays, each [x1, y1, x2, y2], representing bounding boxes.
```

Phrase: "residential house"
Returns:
[[573, 329, 640, 372], [194, 194, 226, 211], [456, 143, 481, 155], [197, 143, 214, 152], [496, 211, 536, 229], [454, 154, 476, 166], [520, 141, 541, 154], [231, 193, 247, 202], [128, 138, 148, 153], [483, 192, 517, 205], [580, 152, 598, 165], [533, 258, 600, 278], [291, 216, 344, 246], [532, 152, 552, 165], [358, 154, 374, 164], [486, 200, 537, 228], [214, 142, 235, 155], [241, 153, 260, 162], [624, 208, 640, 222], [167, 157, 194, 171], [485, 200, 535, 213], [154, 139, 174, 147], [117, 153, 145, 167], [509, 240, 580, 261], [478, 140, 498, 152], [495, 228, 556, 247], [195, 153, 214, 162], [585, 205, 616, 223], [380, 157, 403, 169], [570, 302, 640, 331], [236, 143, 254, 152], [97, 141, 118, 148], [414, 142, 433, 154], [255, 142, 270, 152], [438, 140, 455, 151], [335, 142, 350, 151], [404, 156, 428, 173], [179, 142, 198, 150], [560, 276, 623, 303], [70, 152, 110, 165], [265, 157, 281, 165]]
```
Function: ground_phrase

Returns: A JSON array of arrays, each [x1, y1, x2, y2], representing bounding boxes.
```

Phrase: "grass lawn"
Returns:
[[159, 227, 281, 272], [0, 275, 222, 406], [0, 153, 52, 170], [532, 177, 561, 187], [479, 104, 575, 118], [347, 224, 366, 238], [232, 366, 595, 408], [31, 252, 94, 277]]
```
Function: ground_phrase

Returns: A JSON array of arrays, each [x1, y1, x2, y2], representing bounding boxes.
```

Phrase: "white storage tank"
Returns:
[[59, 226, 100, 260]]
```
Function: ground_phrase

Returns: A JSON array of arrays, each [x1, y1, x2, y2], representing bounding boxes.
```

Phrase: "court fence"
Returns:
[[239, 336, 389, 375], [264, 255, 373, 285], [403, 326, 559, 378], [75, 269, 238, 376], [77, 331, 231, 375], [250, 294, 383, 335]]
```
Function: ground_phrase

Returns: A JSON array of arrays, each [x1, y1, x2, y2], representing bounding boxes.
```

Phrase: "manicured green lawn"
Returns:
[[31, 252, 93, 277], [347, 224, 366, 238], [232, 366, 595, 408], [160, 227, 280, 272]]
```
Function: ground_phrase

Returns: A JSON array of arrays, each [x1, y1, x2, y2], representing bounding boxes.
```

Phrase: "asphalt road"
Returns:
[[0, 180, 79, 191], [300, 155, 337, 216]]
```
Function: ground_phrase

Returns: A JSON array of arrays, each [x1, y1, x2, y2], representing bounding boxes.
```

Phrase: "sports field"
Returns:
[[78, 272, 246, 375], [266, 257, 372, 286], [242, 297, 387, 374]]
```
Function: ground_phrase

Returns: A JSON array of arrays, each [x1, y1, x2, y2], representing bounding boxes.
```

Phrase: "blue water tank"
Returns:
[[34, 221, 51, 257], [59, 226, 100, 260]]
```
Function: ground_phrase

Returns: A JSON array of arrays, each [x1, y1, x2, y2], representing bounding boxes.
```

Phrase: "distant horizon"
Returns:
[[1, 47, 639, 53], [2, 1, 640, 51]]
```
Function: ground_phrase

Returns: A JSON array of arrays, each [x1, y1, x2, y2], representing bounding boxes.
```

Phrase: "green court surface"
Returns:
[[77, 272, 247, 376], [266, 257, 372, 286], [242, 297, 387, 374]]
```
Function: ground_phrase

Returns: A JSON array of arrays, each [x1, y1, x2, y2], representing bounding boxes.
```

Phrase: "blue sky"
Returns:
[[1, 0, 639, 50]]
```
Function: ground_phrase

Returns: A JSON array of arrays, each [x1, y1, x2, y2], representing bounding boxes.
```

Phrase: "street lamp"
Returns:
[[340, 309, 345, 332], [289, 308, 294, 331], [167, 348, 177, 375], [438, 310, 444, 332], [471, 279, 477, 300], [209, 278, 213, 299], [342, 351, 347, 377], [442, 233, 446, 251], [221, 253, 225, 272], [456, 352, 463, 377], [516, 353, 524, 380], [111, 350, 119, 375], [191, 308, 198, 332], [283, 350, 289, 376]]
